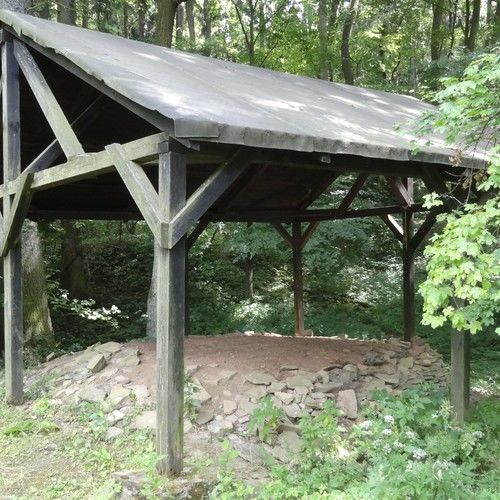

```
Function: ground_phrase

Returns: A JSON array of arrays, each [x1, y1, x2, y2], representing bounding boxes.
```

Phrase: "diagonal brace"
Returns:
[[166, 147, 255, 248], [105, 143, 161, 241], [2, 171, 34, 256], [13, 40, 84, 158]]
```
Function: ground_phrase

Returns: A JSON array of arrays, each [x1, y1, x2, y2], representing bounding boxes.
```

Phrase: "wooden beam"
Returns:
[[6, 28, 178, 136], [411, 211, 438, 250], [402, 178, 415, 341], [0, 132, 169, 199], [156, 146, 186, 475], [13, 40, 84, 158], [1, 171, 34, 256], [105, 143, 161, 241], [166, 148, 255, 248], [380, 214, 403, 243], [26, 95, 104, 173], [299, 221, 320, 249], [187, 220, 209, 250], [2, 35, 24, 405], [338, 173, 368, 211], [292, 222, 305, 336], [272, 223, 293, 247], [451, 330, 470, 424], [205, 203, 428, 223], [385, 176, 412, 206], [421, 166, 457, 211]]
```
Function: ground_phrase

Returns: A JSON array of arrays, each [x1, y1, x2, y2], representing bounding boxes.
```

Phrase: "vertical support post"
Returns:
[[2, 35, 24, 405], [185, 245, 190, 336], [402, 178, 415, 342], [450, 329, 470, 423], [155, 143, 186, 475], [292, 222, 305, 336]]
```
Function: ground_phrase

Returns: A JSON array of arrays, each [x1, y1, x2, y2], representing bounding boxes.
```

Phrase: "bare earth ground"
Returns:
[[0, 333, 446, 498]]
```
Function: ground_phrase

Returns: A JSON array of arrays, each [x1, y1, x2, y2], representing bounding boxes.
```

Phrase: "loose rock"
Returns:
[[336, 389, 358, 419]]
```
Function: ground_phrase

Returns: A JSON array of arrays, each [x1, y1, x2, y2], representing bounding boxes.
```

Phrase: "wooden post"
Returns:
[[2, 35, 24, 405], [155, 143, 186, 475], [292, 222, 305, 336], [185, 245, 190, 336], [402, 178, 415, 342], [450, 330, 470, 423]]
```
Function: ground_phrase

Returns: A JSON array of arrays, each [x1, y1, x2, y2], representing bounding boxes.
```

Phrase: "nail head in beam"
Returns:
[[13, 40, 84, 158], [156, 149, 186, 475], [2, 36, 24, 405]]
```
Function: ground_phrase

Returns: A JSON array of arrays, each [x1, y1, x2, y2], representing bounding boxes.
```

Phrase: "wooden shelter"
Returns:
[[0, 11, 481, 475]]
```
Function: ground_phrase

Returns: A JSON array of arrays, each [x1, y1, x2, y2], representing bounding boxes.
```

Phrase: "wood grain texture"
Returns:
[[451, 329, 470, 423], [156, 148, 186, 475], [13, 40, 84, 158], [2, 36, 24, 405]]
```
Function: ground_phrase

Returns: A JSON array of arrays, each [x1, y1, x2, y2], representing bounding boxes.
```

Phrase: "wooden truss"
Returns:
[[0, 29, 473, 478]]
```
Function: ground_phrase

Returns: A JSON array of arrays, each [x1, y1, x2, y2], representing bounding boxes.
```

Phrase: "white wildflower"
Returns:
[[360, 420, 373, 430], [412, 448, 427, 460], [384, 415, 395, 424], [382, 428, 392, 436], [405, 430, 416, 439], [473, 430, 484, 439]]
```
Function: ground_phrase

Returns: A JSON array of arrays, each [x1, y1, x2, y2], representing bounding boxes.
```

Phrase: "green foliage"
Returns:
[[413, 49, 500, 335], [248, 396, 284, 444], [184, 371, 200, 422], [213, 387, 500, 499]]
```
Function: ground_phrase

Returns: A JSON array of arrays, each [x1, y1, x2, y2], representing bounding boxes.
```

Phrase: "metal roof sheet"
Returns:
[[0, 10, 481, 166]]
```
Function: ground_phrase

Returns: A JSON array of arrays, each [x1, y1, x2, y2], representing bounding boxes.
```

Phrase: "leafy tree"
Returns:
[[414, 48, 500, 334]]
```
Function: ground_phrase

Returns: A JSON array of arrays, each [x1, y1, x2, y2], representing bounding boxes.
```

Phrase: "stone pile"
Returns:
[[35, 336, 446, 459]]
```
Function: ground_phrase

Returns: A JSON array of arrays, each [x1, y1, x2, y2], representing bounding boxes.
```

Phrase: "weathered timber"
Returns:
[[292, 222, 305, 336], [205, 203, 427, 223], [105, 143, 161, 240], [421, 166, 456, 210], [402, 178, 415, 341], [411, 210, 438, 250], [380, 214, 403, 243], [156, 145, 186, 475], [2, 171, 34, 256], [166, 148, 255, 248], [272, 223, 293, 247], [187, 220, 209, 250], [0, 132, 168, 199], [385, 176, 413, 206], [6, 28, 178, 136], [299, 221, 320, 250], [2, 36, 24, 405], [451, 329, 470, 424], [26, 96, 104, 173], [338, 173, 368, 211], [13, 40, 84, 158]]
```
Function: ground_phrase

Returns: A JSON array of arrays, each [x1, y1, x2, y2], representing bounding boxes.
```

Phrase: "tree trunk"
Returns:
[[137, 0, 147, 38], [494, 0, 500, 42], [318, 0, 329, 80], [201, 0, 212, 41], [22, 221, 54, 348], [58, 0, 76, 25], [341, 0, 359, 85], [431, 0, 445, 60], [156, 0, 188, 48], [465, 0, 481, 51], [123, 2, 130, 37], [176, 2, 185, 41], [60, 221, 90, 299], [186, 0, 196, 44], [244, 257, 254, 300], [81, 0, 90, 28]]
